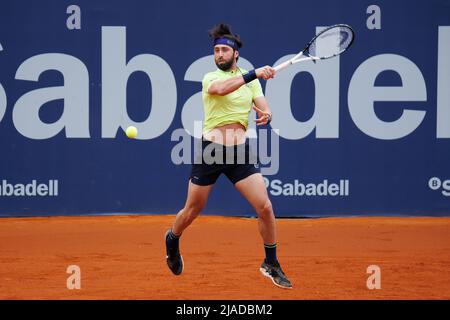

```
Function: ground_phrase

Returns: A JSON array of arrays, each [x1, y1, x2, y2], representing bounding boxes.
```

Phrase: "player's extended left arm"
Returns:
[[208, 66, 276, 96]]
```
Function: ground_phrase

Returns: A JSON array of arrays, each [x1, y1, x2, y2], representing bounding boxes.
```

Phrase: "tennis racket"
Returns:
[[274, 24, 355, 72]]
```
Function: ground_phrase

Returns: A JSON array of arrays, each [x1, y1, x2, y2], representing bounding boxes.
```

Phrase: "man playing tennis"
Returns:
[[165, 23, 292, 289]]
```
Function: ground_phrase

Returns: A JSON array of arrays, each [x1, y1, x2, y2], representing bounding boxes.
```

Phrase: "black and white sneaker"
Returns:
[[165, 229, 183, 275], [259, 259, 293, 289]]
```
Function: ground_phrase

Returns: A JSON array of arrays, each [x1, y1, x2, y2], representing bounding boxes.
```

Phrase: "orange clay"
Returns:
[[0, 215, 449, 299]]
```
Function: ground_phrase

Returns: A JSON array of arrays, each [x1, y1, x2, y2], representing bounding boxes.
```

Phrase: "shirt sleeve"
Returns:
[[249, 78, 264, 99], [202, 72, 220, 93]]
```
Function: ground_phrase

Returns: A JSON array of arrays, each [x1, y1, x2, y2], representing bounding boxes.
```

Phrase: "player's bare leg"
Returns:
[[234, 173, 276, 244], [172, 181, 213, 235], [235, 173, 292, 289], [165, 181, 213, 275]]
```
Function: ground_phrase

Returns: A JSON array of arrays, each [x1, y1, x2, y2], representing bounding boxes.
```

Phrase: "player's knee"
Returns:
[[183, 204, 203, 221], [257, 199, 273, 219]]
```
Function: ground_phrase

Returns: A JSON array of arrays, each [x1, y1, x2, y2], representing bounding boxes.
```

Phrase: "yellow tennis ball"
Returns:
[[125, 126, 138, 139]]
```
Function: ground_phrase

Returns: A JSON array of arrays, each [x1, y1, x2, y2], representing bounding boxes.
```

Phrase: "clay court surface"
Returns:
[[0, 215, 449, 300]]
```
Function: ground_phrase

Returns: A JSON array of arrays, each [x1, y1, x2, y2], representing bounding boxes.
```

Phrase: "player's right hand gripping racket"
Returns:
[[274, 24, 355, 72]]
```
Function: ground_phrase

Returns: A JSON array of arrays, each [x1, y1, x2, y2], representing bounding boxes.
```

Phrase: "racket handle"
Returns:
[[274, 60, 292, 72]]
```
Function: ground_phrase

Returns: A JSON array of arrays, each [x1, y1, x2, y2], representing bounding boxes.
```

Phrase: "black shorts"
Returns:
[[190, 139, 261, 186]]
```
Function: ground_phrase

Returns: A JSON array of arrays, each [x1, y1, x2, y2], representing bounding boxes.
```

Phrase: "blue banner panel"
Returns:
[[0, 0, 449, 216]]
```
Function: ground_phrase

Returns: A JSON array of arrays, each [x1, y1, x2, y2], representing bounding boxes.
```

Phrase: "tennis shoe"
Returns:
[[259, 259, 292, 289], [165, 229, 183, 275]]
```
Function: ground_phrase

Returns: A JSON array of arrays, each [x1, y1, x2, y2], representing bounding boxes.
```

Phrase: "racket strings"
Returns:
[[307, 26, 354, 59]]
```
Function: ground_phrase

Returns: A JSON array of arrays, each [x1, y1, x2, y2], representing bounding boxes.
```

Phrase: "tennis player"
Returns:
[[165, 23, 292, 289]]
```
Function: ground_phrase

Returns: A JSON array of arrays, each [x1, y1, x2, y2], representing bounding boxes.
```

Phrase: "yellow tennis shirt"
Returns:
[[201, 68, 264, 134]]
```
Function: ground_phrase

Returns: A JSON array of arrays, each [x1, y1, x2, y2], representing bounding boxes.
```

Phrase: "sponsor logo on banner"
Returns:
[[0, 180, 59, 197], [1, 26, 449, 140], [428, 177, 450, 196], [263, 178, 349, 197]]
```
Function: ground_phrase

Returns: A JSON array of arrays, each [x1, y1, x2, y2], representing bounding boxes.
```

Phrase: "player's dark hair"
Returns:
[[208, 23, 243, 49]]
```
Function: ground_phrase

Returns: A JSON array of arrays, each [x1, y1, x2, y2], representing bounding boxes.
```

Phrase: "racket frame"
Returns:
[[274, 24, 354, 72]]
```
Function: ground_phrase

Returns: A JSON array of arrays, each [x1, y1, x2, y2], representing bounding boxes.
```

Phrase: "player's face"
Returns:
[[214, 45, 237, 71]]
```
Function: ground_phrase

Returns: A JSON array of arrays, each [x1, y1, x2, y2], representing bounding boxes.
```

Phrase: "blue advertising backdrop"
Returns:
[[0, 0, 449, 217]]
